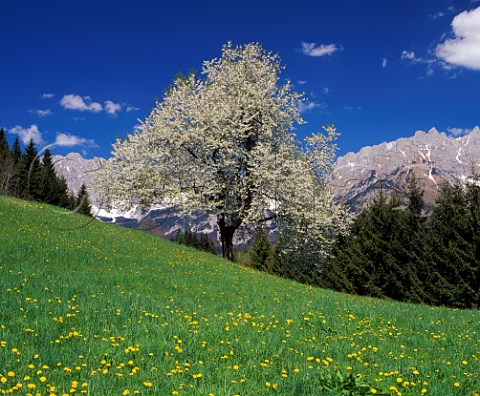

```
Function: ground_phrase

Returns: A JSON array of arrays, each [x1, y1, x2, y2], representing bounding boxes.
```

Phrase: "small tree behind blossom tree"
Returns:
[[94, 42, 349, 261]]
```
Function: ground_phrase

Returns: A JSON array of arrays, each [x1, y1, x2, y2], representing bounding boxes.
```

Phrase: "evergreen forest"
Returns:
[[0, 128, 92, 216]]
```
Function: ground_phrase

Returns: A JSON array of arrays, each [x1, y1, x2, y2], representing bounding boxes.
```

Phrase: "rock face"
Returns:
[[52, 126, 480, 240], [331, 127, 480, 210], [52, 152, 103, 199]]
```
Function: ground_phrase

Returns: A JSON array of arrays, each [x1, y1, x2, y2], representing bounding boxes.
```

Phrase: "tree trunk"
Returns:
[[218, 216, 238, 261]]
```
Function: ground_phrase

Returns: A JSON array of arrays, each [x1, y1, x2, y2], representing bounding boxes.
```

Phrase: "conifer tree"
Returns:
[[464, 174, 479, 306], [75, 184, 92, 216], [323, 189, 428, 302], [401, 174, 431, 303], [11, 136, 22, 164], [10, 137, 26, 197], [175, 229, 186, 245], [250, 228, 272, 271], [56, 176, 75, 209], [37, 148, 59, 204], [0, 129, 15, 194], [199, 233, 216, 254], [426, 183, 476, 308], [23, 139, 41, 199]]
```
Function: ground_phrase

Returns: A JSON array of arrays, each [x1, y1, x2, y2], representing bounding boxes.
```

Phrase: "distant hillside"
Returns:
[[1, 195, 478, 395]]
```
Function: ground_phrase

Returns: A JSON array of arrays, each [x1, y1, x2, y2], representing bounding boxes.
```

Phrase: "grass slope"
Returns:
[[0, 196, 478, 396]]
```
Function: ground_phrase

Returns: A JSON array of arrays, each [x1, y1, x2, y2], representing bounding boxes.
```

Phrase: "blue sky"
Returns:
[[1, 0, 479, 158]]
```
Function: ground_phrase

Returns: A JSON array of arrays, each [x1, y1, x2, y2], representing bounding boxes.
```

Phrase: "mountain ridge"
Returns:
[[52, 126, 480, 238], [331, 126, 480, 209]]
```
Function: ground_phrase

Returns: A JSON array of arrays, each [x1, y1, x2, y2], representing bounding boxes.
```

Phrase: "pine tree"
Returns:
[[75, 184, 92, 216], [0, 129, 15, 194], [37, 148, 59, 204], [56, 176, 75, 209], [426, 183, 476, 308], [11, 137, 22, 164], [399, 174, 431, 303], [265, 244, 291, 278], [323, 190, 427, 302], [175, 229, 186, 245], [23, 139, 41, 199], [250, 229, 272, 271], [10, 137, 26, 197], [199, 233, 216, 254], [464, 174, 480, 307]]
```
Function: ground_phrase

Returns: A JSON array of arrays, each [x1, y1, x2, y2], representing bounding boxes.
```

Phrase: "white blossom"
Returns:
[[94, 42, 349, 260]]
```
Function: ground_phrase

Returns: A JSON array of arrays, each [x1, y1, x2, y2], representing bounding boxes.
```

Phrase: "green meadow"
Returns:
[[0, 196, 478, 395]]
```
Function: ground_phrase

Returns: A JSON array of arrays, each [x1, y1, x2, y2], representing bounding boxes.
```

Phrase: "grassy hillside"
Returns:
[[0, 196, 478, 396]]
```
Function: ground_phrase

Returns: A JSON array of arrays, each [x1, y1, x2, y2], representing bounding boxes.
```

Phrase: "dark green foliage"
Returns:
[[75, 184, 93, 217], [426, 182, 479, 308], [321, 176, 479, 309], [250, 229, 272, 271], [174, 228, 216, 254], [9, 137, 27, 197], [0, 129, 15, 194], [23, 139, 41, 199], [0, 137, 76, 210], [56, 176, 75, 209], [37, 148, 60, 204], [324, 191, 416, 300]]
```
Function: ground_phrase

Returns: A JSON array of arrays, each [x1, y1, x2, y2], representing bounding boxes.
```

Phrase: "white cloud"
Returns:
[[60, 94, 103, 112], [322, 87, 330, 94], [382, 58, 388, 68], [53, 133, 96, 148], [301, 42, 339, 57], [447, 127, 472, 136], [126, 105, 140, 112], [297, 101, 326, 113], [41, 93, 55, 99], [401, 50, 417, 61], [9, 125, 43, 145], [401, 50, 435, 70], [104, 100, 122, 115], [431, 11, 445, 20], [30, 109, 53, 118], [436, 6, 480, 70]]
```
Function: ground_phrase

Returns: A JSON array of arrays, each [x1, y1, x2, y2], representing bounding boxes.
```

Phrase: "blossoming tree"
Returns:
[[95, 42, 348, 261]]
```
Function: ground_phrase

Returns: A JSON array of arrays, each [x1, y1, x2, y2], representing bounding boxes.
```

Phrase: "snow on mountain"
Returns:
[[331, 126, 480, 209], [52, 126, 480, 240]]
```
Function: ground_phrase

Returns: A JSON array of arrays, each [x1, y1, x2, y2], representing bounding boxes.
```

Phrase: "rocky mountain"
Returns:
[[52, 126, 480, 241], [331, 127, 480, 209]]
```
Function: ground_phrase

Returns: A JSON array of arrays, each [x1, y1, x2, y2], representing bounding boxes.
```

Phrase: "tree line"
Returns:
[[0, 129, 92, 216], [247, 174, 479, 309]]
